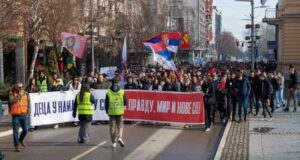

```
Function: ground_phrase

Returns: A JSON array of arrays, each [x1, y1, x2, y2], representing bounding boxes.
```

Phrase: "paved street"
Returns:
[[0, 122, 224, 160]]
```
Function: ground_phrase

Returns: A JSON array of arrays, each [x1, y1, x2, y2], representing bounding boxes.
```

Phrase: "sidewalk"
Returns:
[[216, 106, 300, 160], [0, 104, 17, 138], [249, 110, 300, 160]]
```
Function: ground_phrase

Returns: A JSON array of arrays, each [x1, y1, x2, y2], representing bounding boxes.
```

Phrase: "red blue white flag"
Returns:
[[145, 32, 181, 53], [143, 41, 177, 71]]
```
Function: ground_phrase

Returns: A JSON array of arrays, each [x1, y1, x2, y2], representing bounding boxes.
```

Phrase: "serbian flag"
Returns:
[[181, 32, 190, 49], [143, 41, 177, 71], [145, 32, 181, 53], [61, 32, 88, 59]]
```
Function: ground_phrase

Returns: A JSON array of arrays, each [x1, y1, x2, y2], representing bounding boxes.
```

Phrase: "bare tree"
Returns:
[[216, 31, 240, 61]]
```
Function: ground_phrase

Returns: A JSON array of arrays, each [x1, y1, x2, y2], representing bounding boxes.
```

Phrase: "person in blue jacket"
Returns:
[[234, 70, 251, 123]]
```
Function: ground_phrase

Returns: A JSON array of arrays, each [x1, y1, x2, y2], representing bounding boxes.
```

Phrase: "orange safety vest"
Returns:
[[10, 91, 29, 115]]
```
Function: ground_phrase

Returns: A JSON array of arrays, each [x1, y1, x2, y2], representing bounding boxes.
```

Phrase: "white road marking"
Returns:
[[0, 128, 21, 138], [129, 122, 141, 128], [71, 141, 107, 160], [124, 128, 183, 160]]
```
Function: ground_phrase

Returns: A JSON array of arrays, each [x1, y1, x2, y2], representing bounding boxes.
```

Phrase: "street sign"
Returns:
[[254, 47, 259, 58], [256, 36, 261, 40], [131, 64, 141, 71], [245, 24, 260, 29], [245, 24, 252, 29], [245, 36, 250, 40], [267, 41, 277, 49]]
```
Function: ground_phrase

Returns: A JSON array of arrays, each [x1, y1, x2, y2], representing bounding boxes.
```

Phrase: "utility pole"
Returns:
[[251, 0, 255, 71], [236, 0, 256, 70], [90, 0, 95, 73], [0, 41, 3, 83]]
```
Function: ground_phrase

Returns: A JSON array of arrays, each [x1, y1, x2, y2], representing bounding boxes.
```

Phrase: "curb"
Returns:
[[214, 121, 232, 160]]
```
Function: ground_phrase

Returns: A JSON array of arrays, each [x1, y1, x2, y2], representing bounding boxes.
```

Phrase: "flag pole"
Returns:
[[90, 0, 95, 73]]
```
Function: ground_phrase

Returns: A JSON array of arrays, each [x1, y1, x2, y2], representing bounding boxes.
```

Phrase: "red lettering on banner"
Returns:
[[124, 91, 205, 124]]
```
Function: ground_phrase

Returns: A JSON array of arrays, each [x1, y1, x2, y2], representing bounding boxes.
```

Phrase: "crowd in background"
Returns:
[[22, 61, 297, 131]]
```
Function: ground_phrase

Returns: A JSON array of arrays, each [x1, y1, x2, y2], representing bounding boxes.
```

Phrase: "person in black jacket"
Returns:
[[248, 71, 256, 115], [268, 72, 279, 113], [283, 65, 298, 112], [253, 69, 262, 116], [226, 72, 237, 121], [256, 73, 273, 120], [216, 74, 227, 122], [202, 74, 216, 132], [124, 77, 137, 90], [162, 78, 173, 91]]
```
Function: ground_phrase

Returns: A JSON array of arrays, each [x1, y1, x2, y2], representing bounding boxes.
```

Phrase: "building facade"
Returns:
[[209, 6, 222, 60], [166, 0, 207, 64], [263, 0, 300, 70]]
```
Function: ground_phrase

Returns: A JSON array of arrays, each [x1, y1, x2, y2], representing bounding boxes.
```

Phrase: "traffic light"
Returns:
[[237, 41, 239, 46]]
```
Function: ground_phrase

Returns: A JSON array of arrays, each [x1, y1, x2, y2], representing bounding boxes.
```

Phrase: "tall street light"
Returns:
[[236, 0, 268, 70], [235, 0, 255, 70]]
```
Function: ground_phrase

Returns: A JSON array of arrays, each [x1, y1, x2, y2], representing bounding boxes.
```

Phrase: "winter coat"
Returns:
[[256, 79, 273, 99], [226, 79, 236, 98], [288, 72, 298, 89], [235, 77, 251, 97], [202, 82, 216, 105]]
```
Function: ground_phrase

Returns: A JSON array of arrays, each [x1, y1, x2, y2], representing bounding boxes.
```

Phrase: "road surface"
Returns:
[[0, 122, 224, 160]]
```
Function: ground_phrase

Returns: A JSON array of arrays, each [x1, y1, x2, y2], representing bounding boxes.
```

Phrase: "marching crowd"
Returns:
[[2, 61, 298, 152]]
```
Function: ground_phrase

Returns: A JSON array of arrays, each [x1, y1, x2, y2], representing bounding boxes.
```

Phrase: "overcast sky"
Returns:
[[213, 0, 278, 40]]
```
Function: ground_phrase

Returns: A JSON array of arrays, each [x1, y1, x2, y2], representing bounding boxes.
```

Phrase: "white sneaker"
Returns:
[[268, 117, 275, 121], [117, 138, 125, 147], [205, 128, 210, 132], [112, 143, 116, 148], [54, 124, 59, 129]]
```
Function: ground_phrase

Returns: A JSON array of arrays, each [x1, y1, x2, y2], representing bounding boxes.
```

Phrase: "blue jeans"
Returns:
[[12, 115, 28, 146], [237, 95, 249, 119], [275, 88, 285, 107]]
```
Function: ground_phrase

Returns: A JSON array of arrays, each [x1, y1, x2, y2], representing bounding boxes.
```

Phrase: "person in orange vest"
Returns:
[[9, 81, 30, 152]]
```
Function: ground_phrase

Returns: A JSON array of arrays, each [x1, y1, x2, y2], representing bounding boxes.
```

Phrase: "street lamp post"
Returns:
[[236, 0, 269, 71], [251, 0, 255, 71]]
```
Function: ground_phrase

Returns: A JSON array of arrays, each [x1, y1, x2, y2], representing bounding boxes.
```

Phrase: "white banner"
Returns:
[[29, 90, 109, 126], [100, 66, 117, 79]]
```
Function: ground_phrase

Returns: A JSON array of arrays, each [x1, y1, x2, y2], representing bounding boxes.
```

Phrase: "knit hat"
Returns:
[[209, 68, 216, 75]]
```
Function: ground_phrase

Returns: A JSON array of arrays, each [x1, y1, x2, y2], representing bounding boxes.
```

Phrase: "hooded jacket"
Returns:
[[105, 83, 126, 116]]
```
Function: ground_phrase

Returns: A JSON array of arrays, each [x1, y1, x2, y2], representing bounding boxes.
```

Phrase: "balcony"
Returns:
[[262, 8, 280, 25]]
